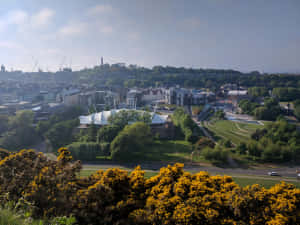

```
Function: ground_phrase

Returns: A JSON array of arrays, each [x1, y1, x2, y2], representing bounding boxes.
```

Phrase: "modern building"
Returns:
[[79, 109, 174, 139], [141, 88, 166, 104], [126, 89, 143, 109], [165, 87, 215, 106]]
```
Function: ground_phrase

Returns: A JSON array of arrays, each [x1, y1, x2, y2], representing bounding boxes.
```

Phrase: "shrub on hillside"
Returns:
[[194, 137, 215, 152], [0, 149, 50, 201], [0, 150, 299, 224], [201, 146, 228, 163], [67, 142, 109, 161]]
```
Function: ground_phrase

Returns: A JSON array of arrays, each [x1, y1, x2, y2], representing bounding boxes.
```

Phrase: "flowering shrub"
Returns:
[[0, 150, 299, 224]]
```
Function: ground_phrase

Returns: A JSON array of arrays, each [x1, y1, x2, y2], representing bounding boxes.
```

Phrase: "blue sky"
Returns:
[[0, 0, 299, 73]]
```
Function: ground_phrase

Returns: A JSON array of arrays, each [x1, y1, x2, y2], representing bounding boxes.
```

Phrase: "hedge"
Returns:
[[67, 142, 109, 161]]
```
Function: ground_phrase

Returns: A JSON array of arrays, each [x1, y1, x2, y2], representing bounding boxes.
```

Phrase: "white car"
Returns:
[[268, 171, 280, 176]]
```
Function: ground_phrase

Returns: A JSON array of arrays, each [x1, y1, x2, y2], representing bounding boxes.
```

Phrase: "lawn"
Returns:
[[232, 177, 300, 189], [204, 120, 262, 145], [137, 140, 193, 162]]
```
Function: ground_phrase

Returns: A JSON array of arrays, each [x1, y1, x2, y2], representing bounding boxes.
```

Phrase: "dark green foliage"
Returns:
[[272, 87, 300, 101], [249, 120, 300, 162], [36, 106, 83, 136], [45, 119, 79, 150], [67, 142, 109, 161], [86, 124, 98, 142], [0, 111, 39, 150], [201, 146, 228, 163], [253, 98, 282, 121], [247, 141, 261, 157], [172, 108, 200, 142], [294, 100, 300, 119], [236, 142, 247, 155], [223, 139, 232, 148], [248, 87, 269, 97], [108, 110, 151, 130], [238, 99, 259, 115], [215, 110, 225, 119], [110, 122, 152, 161], [97, 125, 120, 143]]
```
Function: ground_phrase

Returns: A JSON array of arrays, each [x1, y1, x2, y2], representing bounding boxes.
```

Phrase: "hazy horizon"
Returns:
[[0, 0, 300, 73]]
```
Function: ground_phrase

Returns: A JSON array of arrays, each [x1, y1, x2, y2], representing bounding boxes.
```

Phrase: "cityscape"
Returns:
[[0, 1, 299, 224]]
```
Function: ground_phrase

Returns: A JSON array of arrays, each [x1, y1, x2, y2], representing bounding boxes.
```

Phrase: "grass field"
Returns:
[[80, 166, 300, 188], [204, 120, 262, 145], [232, 177, 300, 189]]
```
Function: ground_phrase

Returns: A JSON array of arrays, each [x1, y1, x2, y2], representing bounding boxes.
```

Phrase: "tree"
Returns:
[[248, 87, 269, 97], [97, 125, 120, 143], [272, 87, 300, 101], [0, 111, 39, 150], [215, 110, 225, 119], [172, 108, 200, 142], [236, 142, 247, 154], [294, 100, 300, 119], [194, 137, 215, 152], [86, 123, 98, 142], [45, 119, 79, 150], [108, 110, 151, 129], [110, 122, 152, 161]]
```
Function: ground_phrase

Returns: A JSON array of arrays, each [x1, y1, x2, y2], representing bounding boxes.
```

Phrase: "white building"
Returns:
[[79, 109, 169, 126]]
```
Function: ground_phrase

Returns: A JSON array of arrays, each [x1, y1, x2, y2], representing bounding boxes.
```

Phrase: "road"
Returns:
[[82, 162, 300, 180]]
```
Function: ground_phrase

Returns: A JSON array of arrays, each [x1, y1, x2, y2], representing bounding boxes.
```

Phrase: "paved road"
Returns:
[[82, 162, 300, 180]]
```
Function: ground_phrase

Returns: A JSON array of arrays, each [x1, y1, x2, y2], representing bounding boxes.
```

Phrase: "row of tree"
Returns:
[[238, 97, 282, 121]]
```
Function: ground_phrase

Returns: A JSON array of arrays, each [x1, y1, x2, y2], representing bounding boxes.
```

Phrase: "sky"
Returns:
[[0, 0, 299, 73]]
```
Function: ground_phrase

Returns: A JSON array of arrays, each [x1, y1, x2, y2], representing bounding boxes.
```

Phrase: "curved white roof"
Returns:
[[79, 109, 168, 125]]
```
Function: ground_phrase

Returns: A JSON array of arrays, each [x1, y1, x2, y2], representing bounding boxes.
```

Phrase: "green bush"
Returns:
[[201, 146, 228, 162], [67, 142, 109, 161], [110, 122, 152, 161], [97, 125, 120, 143]]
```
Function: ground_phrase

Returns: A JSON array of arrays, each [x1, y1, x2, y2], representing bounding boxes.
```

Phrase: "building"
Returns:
[[1, 65, 5, 72], [227, 90, 249, 106], [141, 88, 166, 104], [126, 89, 143, 109], [79, 109, 175, 139], [165, 87, 215, 106]]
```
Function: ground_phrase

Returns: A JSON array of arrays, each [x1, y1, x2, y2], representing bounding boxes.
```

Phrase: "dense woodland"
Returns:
[[1, 65, 300, 90]]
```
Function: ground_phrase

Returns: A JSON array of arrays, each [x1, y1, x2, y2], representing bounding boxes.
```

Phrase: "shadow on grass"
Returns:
[[132, 140, 193, 162]]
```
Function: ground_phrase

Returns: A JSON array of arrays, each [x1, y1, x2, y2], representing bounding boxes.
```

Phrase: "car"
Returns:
[[268, 171, 280, 176]]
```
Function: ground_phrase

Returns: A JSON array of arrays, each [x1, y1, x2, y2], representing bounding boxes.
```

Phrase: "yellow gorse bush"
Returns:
[[0, 149, 299, 224]]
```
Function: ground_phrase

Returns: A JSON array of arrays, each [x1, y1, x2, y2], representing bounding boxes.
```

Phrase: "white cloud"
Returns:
[[87, 4, 113, 16], [0, 8, 55, 33], [31, 8, 55, 28], [0, 9, 28, 31], [7, 10, 28, 25], [58, 22, 88, 36]]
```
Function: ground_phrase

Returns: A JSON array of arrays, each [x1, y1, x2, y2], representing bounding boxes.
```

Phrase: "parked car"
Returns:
[[268, 171, 280, 176]]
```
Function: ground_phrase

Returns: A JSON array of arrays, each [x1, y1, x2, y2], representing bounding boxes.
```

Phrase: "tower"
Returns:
[[101, 57, 103, 66]]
